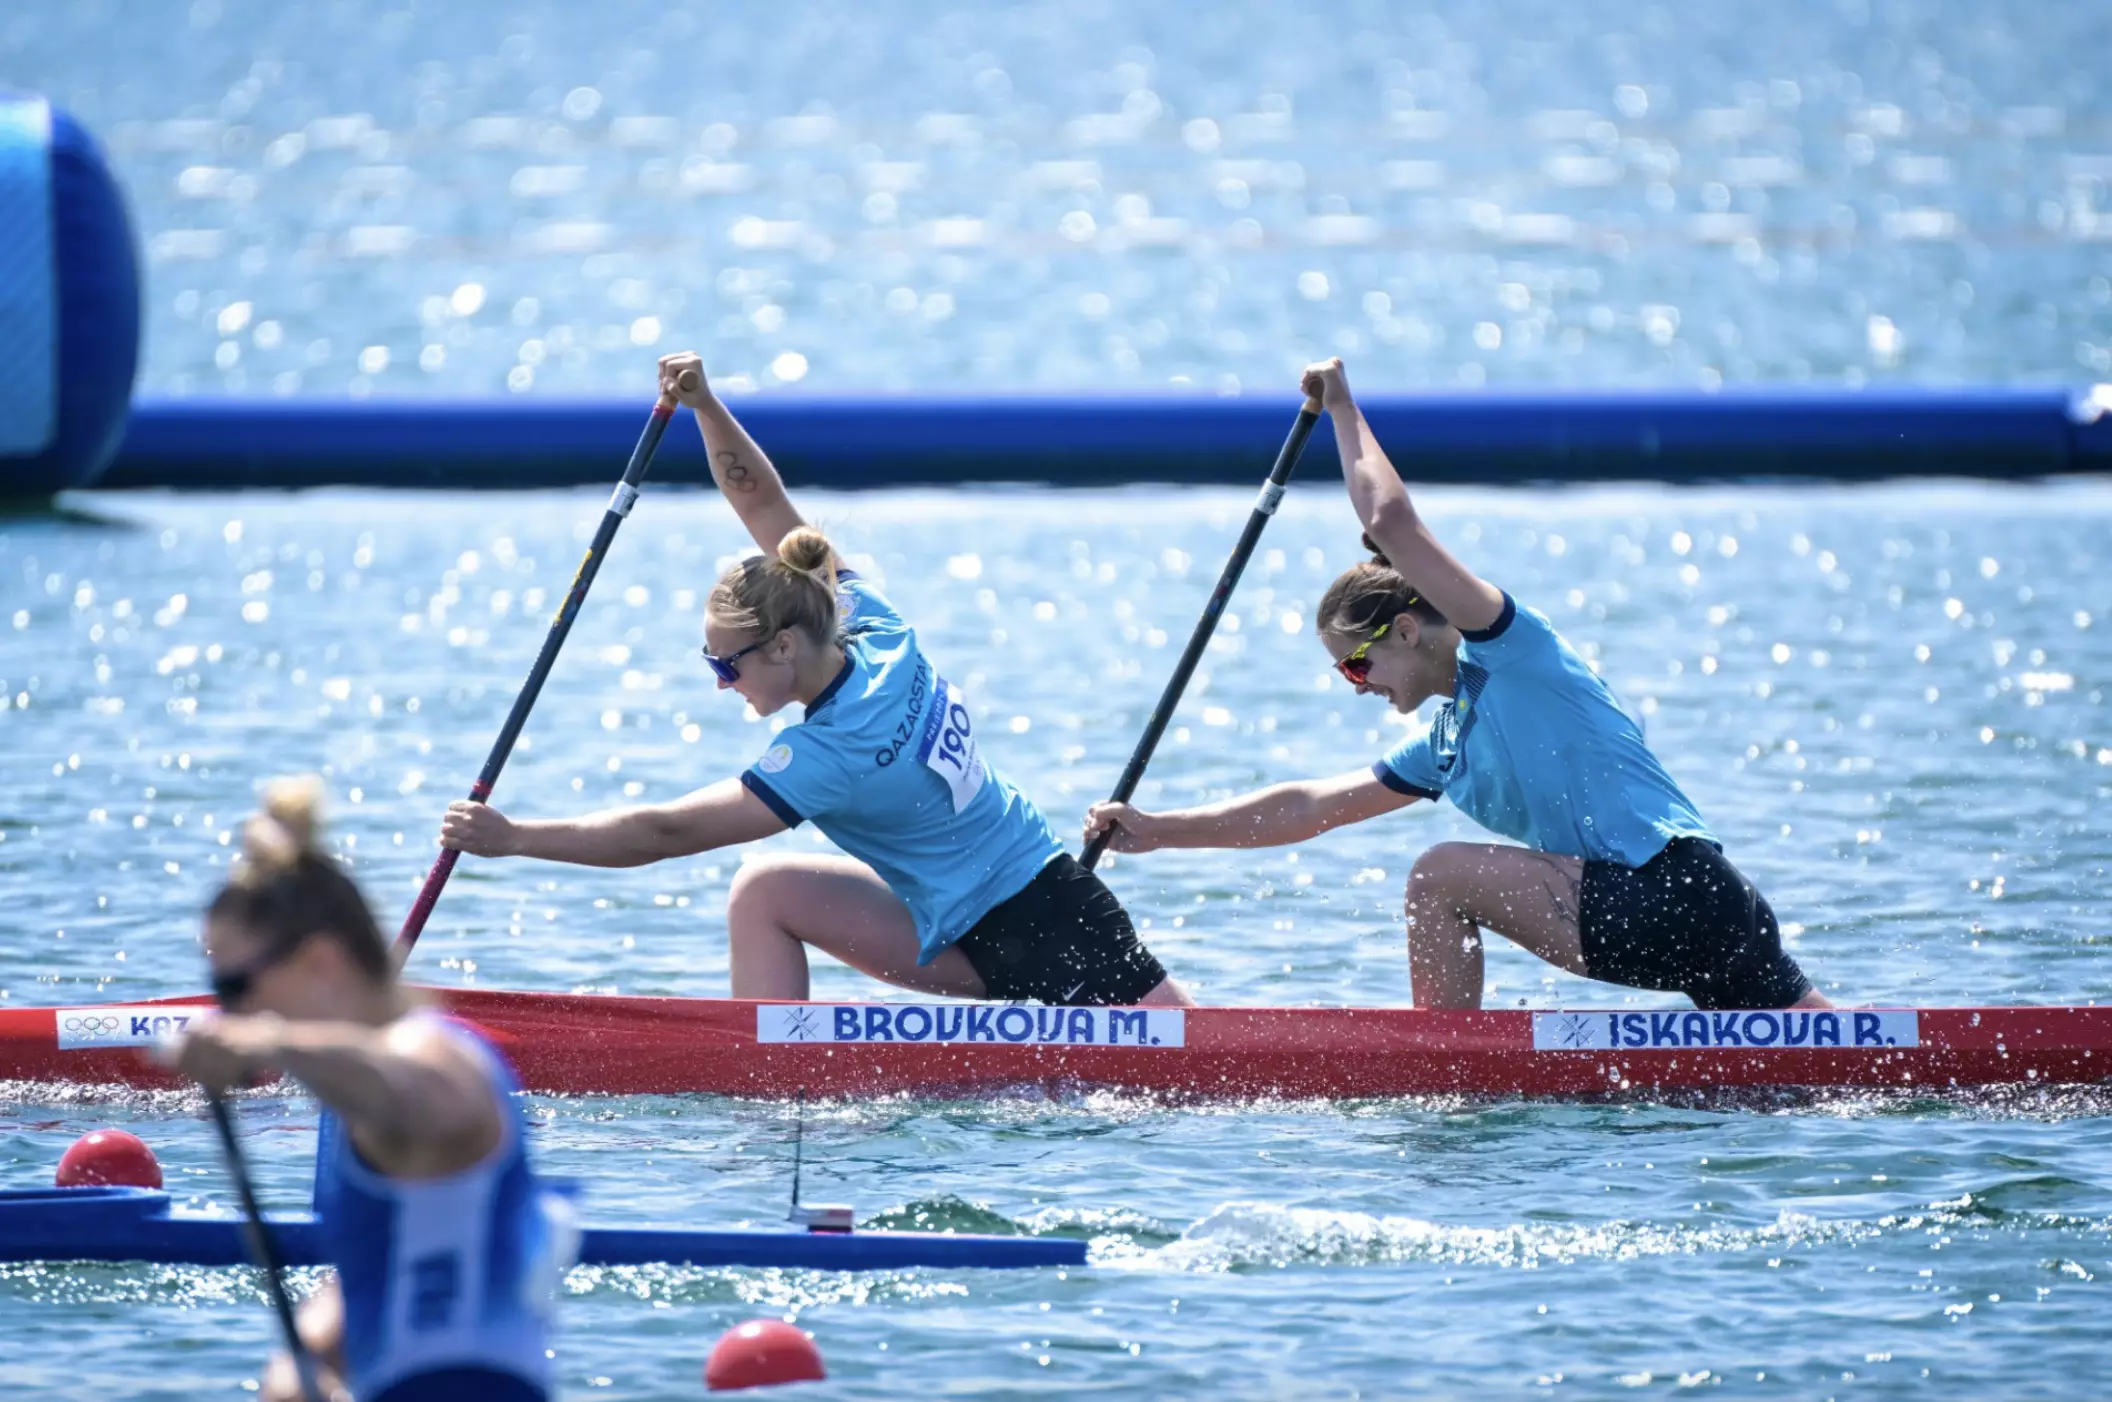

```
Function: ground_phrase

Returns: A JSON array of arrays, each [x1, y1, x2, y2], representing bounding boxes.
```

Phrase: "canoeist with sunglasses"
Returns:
[[1085, 358, 1829, 1013], [440, 352, 1190, 1009], [162, 778, 565, 1402]]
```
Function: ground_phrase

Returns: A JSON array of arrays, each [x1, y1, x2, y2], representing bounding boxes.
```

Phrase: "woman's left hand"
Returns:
[[440, 799, 520, 857], [1083, 801, 1166, 854]]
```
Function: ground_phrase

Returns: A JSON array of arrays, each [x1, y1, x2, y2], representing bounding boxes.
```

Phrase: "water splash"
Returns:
[[1093, 1201, 1882, 1272]]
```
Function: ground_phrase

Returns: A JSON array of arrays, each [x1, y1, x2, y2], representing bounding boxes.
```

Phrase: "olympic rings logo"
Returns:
[[61, 1015, 125, 1035]]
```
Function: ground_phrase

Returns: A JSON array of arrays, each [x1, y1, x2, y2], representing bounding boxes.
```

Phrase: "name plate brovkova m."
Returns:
[[757, 1003, 1186, 1048], [1532, 1008, 1921, 1052]]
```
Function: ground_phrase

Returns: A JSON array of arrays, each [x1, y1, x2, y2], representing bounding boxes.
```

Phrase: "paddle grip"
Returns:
[[1082, 401, 1323, 871]]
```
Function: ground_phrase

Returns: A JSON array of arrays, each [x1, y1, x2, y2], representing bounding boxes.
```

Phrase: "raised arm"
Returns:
[[1083, 768, 1417, 852], [441, 776, 787, 868], [659, 351, 806, 556], [1301, 358, 1506, 634]]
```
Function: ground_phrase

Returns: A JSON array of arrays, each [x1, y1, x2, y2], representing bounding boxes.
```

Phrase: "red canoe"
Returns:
[[5, 990, 2109, 1098]]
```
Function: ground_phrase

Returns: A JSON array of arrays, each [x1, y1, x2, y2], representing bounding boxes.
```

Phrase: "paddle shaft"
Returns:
[[395, 373, 695, 956], [1080, 397, 1323, 871], [206, 1092, 326, 1402]]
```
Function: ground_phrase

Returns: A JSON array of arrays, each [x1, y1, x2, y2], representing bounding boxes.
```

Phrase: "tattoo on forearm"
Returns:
[[715, 449, 757, 493]]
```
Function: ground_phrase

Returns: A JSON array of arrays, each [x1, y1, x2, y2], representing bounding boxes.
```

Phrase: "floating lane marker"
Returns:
[[1531, 1009, 1921, 1052], [757, 1004, 1186, 1048]]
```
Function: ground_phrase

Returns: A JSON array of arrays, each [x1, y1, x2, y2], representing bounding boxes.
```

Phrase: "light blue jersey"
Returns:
[[740, 573, 1063, 962], [313, 1013, 568, 1402], [1374, 592, 1714, 867]]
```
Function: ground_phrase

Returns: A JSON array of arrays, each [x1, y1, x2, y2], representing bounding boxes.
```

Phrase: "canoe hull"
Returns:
[[4, 990, 2106, 1099]]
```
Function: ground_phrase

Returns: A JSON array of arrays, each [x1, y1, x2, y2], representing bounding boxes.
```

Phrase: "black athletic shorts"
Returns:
[[950, 854, 1169, 1005], [1578, 837, 1813, 1010]]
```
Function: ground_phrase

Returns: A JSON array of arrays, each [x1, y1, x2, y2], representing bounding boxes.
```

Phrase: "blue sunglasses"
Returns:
[[703, 638, 768, 684]]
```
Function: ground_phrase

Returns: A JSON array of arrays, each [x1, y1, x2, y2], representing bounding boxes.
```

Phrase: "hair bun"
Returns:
[[711, 528, 842, 647], [777, 525, 836, 577], [240, 774, 324, 878], [1360, 532, 1392, 570]]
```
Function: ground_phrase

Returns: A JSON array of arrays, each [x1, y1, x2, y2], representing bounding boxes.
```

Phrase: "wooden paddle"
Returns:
[[205, 1090, 327, 1402], [1080, 395, 1324, 870], [395, 369, 698, 957]]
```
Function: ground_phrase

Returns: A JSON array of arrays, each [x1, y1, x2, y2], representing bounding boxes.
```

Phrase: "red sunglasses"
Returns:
[[1336, 621, 1390, 684]]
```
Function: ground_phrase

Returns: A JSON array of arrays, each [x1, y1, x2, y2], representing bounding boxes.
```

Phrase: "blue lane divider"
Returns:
[[103, 387, 2112, 489], [0, 1187, 1085, 1271]]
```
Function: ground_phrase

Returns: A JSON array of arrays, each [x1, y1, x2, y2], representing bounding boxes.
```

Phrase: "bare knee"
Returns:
[[1406, 842, 1481, 910], [726, 855, 805, 925], [1404, 843, 1486, 956]]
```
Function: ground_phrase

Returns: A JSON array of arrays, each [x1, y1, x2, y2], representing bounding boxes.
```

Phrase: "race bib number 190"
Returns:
[[916, 676, 986, 813]]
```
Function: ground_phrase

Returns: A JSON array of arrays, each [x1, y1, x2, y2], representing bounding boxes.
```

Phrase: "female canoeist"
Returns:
[[440, 351, 1189, 1008], [1085, 358, 1830, 1013], [163, 777, 564, 1402]]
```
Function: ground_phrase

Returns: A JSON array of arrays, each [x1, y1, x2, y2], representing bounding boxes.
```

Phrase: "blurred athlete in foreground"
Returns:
[[166, 777, 567, 1401]]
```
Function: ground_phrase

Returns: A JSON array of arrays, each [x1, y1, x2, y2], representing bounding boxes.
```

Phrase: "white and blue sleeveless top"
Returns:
[[312, 1013, 567, 1402]]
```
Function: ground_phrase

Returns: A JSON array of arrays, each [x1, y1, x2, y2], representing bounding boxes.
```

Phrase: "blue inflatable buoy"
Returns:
[[0, 95, 139, 497]]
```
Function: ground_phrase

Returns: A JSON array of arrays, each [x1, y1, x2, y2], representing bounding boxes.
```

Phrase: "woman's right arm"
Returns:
[[441, 777, 787, 867], [1083, 768, 1416, 852], [659, 351, 807, 556]]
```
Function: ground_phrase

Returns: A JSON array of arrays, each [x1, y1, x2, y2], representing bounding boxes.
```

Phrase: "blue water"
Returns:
[[7, 0, 2112, 1394], [9, 0, 2112, 396], [3, 484, 2111, 1396]]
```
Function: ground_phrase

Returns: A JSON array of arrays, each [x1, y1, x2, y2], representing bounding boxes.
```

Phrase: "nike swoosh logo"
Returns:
[[1062, 981, 1088, 1002]]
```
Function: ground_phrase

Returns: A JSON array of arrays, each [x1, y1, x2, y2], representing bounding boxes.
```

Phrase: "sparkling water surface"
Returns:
[[9, 0, 2112, 395], [3, 483, 2110, 1397], [7, 0, 2112, 1393]]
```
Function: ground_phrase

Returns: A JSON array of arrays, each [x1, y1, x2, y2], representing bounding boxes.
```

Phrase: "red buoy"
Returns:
[[56, 1129, 162, 1189], [705, 1319, 826, 1391]]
